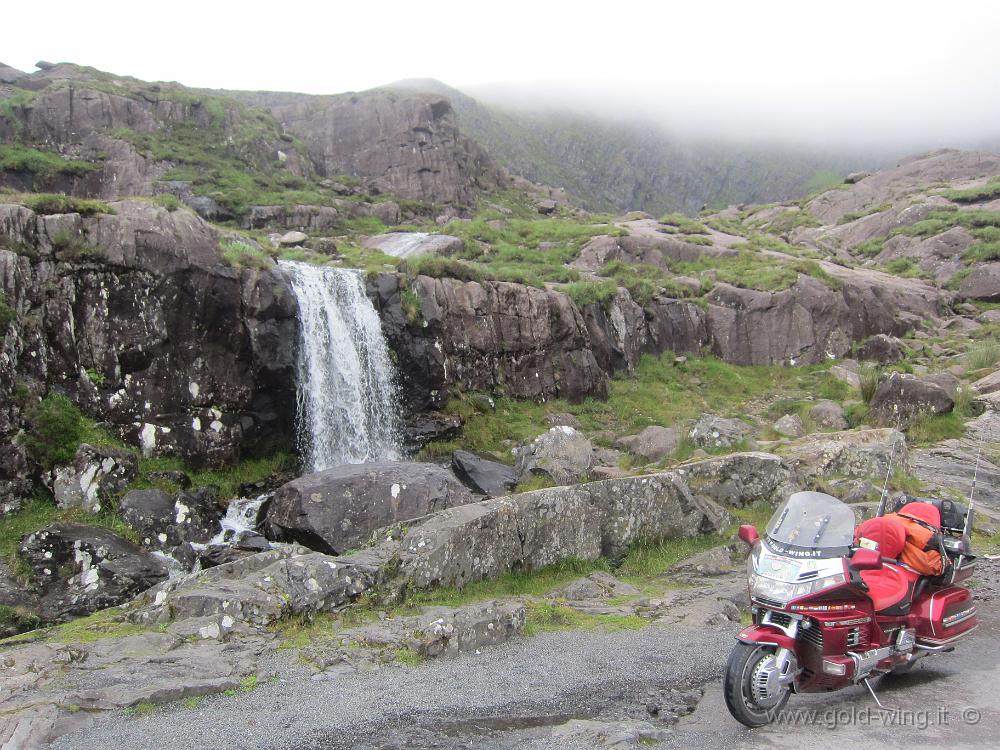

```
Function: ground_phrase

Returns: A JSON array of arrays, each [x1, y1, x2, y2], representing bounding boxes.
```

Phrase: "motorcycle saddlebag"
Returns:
[[911, 585, 977, 645]]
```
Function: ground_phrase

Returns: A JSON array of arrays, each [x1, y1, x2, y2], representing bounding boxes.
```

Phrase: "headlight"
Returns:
[[750, 571, 846, 603]]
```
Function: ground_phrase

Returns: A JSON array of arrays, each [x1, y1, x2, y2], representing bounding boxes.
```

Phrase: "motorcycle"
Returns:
[[724, 489, 978, 727]]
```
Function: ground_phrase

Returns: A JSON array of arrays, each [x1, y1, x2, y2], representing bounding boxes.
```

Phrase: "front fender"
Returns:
[[736, 624, 796, 651]]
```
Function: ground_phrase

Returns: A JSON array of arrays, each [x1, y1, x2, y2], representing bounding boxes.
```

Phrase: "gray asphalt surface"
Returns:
[[49, 560, 998, 750]]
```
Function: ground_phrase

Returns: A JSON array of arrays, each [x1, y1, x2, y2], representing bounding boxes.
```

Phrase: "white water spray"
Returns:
[[280, 260, 401, 471]]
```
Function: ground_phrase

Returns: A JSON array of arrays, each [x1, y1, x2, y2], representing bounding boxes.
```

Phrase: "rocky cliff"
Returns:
[[0, 200, 298, 475]]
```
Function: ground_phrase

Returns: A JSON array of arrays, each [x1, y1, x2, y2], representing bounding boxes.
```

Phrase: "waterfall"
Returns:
[[280, 260, 401, 471]]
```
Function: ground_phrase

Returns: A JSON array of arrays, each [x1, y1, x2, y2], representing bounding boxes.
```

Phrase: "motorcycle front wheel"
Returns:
[[724, 641, 791, 727]]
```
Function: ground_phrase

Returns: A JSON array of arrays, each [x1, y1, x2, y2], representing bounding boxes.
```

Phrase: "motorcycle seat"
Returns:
[[860, 562, 922, 612], [854, 515, 920, 612]]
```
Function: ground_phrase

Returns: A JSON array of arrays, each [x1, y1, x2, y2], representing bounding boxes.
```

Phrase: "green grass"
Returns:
[[884, 257, 928, 278], [598, 260, 699, 303], [239, 674, 260, 693], [220, 240, 272, 270], [939, 180, 1000, 204], [966, 340, 1000, 370], [22, 392, 84, 470], [152, 193, 184, 211], [667, 248, 840, 293], [20, 193, 114, 217], [521, 601, 647, 636], [837, 203, 891, 225], [858, 364, 882, 404], [963, 242, 1000, 264], [421, 353, 846, 460], [616, 533, 728, 578], [0, 144, 100, 178], [124, 702, 157, 718], [563, 279, 619, 308], [907, 388, 973, 446], [853, 238, 885, 258], [393, 647, 425, 666], [659, 213, 709, 235], [181, 696, 204, 710], [0, 291, 15, 335], [0, 605, 146, 647]]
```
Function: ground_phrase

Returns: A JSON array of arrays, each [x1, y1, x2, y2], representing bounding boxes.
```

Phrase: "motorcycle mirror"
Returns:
[[737, 525, 759, 546], [849, 547, 883, 571]]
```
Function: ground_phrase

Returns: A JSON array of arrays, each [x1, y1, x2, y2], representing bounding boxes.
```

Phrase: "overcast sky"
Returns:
[[4, 0, 999, 148]]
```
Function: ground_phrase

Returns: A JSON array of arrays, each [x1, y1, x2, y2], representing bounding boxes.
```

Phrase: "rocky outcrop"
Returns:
[[0, 201, 299, 470], [372, 273, 611, 408], [20, 523, 169, 622], [806, 150, 1000, 224], [240, 88, 501, 204], [265, 462, 474, 554]]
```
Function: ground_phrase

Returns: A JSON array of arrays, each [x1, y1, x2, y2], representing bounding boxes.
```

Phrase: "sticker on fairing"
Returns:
[[859, 537, 879, 551]]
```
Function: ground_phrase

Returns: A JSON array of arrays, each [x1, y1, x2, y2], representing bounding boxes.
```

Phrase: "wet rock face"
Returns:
[[869, 372, 955, 427], [265, 462, 475, 555], [0, 201, 299, 468], [119, 487, 223, 549], [20, 523, 169, 622], [372, 273, 611, 408]]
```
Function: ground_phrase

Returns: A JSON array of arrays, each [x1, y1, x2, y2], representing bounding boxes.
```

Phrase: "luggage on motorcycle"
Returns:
[[893, 495, 970, 532], [911, 584, 978, 645], [883, 503, 944, 576]]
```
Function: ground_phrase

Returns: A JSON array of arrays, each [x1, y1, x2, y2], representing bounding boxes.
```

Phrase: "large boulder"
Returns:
[[687, 415, 753, 450], [676, 452, 797, 509], [856, 334, 903, 364], [958, 263, 1000, 301], [120, 487, 222, 548], [773, 414, 805, 438], [786, 428, 907, 480], [451, 450, 518, 496], [514, 427, 593, 485], [614, 425, 680, 462], [52, 444, 138, 513], [809, 400, 848, 430], [395, 470, 731, 590], [265, 462, 474, 554], [869, 373, 955, 427], [20, 523, 169, 622]]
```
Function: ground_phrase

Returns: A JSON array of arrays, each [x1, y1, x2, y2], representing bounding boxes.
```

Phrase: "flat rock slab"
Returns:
[[362, 232, 463, 258]]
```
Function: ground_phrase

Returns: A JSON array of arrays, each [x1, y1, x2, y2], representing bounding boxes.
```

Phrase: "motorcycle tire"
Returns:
[[724, 641, 790, 727]]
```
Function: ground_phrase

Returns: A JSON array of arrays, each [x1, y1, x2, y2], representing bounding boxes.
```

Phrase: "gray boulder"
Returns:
[[773, 414, 805, 438], [869, 373, 954, 427], [120, 487, 222, 548], [372, 201, 401, 226], [856, 334, 904, 364], [52, 444, 138, 513], [20, 523, 168, 622], [958, 263, 1000, 301], [688, 415, 753, 450], [809, 400, 848, 430], [451, 450, 518, 496], [278, 230, 308, 246], [787, 428, 907, 479], [615, 425, 680, 462], [265, 462, 474, 554], [514, 426, 593, 485]]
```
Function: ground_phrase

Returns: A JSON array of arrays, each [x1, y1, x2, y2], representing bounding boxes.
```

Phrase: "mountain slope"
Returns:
[[391, 78, 881, 215]]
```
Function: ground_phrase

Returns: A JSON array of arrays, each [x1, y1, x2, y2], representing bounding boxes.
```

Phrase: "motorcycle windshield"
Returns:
[[764, 491, 855, 558]]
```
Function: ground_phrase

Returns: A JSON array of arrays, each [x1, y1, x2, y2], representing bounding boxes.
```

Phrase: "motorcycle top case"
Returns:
[[911, 585, 977, 645]]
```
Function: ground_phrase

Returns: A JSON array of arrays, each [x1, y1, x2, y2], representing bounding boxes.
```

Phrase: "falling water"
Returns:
[[280, 260, 401, 471], [208, 494, 270, 546]]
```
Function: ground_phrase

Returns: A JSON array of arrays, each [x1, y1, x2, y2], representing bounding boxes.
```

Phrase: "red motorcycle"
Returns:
[[725, 490, 978, 727]]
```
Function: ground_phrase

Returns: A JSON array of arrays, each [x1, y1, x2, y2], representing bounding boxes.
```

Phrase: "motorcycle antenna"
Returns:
[[963, 421, 989, 536], [876, 437, 897, 518]]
